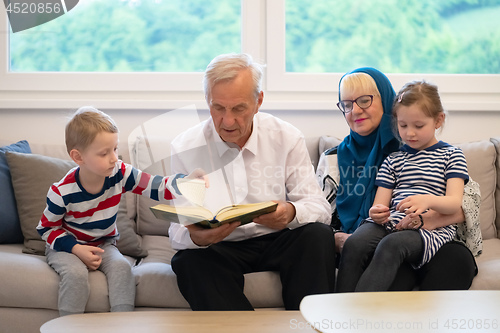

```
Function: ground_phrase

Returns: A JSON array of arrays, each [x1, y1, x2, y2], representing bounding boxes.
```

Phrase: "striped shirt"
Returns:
[[374, 141, 469, 266], [37, 160, 183, 253]]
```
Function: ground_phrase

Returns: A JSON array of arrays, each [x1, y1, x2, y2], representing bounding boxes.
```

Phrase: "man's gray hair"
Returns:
[[203, 53, 263, 100]]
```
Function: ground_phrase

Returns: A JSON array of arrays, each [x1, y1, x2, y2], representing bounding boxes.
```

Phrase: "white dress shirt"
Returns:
[[168, 112, 331, 250]]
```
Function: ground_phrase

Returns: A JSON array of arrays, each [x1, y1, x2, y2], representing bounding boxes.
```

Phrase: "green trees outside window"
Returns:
[[8, 0, 499, 74], [9, 0, 241, 72], [286, 0, 500, 74]]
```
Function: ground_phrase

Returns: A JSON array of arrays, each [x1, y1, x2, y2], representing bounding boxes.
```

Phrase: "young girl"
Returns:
[[336, 80, 469, 292]]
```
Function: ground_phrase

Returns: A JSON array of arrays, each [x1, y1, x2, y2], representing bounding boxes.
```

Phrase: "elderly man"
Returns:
[[169, 53, 335, 310]]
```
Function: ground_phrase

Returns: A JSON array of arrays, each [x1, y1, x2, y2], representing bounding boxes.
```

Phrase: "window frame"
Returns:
[[0, 0, 262, 109], [266, 0, 500, 111], [1, 0, 499, 111]]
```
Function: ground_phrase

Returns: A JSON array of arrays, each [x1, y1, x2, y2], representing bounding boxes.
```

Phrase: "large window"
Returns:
[[266, 0, 500, 111], [9, 0, 241, 72], [285, 0, 500, 74], [1, 0, 499, 110]]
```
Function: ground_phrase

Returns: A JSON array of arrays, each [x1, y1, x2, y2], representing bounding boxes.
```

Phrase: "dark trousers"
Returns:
[[171, 222, 336, 310], [390, 241, 478, 291], [336, 222, 423, 292], [336, 223, 477, 292]]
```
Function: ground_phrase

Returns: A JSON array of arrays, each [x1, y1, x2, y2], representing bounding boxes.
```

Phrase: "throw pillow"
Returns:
[[6, 151, 146, 257], [489, 137, 500, 239], [456, 140, 496, 240], [318, 135, 343, 156], [131, 135, 173, 236], [0, 140, 31, 244], [6, 151, 77, 254], [116, 192, 148, 258]]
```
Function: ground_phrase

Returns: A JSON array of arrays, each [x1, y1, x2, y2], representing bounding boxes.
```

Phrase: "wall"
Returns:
[[0, 108, 499, 151]]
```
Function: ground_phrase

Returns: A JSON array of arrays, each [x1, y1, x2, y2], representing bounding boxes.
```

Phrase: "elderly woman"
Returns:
[[316, 67, 479, 291]]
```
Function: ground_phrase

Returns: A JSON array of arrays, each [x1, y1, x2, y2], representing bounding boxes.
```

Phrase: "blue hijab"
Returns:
[[336, 67, 400, 233]]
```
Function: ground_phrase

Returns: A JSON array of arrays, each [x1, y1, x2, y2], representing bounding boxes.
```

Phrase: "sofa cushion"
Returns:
[[490, 137, 500, 239], [0, 140, 31, 244], [5, 151, 147, 257], [134, 236, 188, 308], [470, 238, 500, 290], [0, 243, 60, 310], [137, 192, 171, 236], [318, 136, 343, 157], [305, 137, 320, 169], [0, 243, 110, 312], [135, 235, 284, 308], [456, 140, 497, 240], [130, 136, 173, 236], [6, 151, 77, 254], [116, 192, 148, 258]]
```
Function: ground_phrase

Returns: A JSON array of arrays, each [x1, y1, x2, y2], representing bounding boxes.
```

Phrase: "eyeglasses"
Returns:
[[336, 95, 374, 114]]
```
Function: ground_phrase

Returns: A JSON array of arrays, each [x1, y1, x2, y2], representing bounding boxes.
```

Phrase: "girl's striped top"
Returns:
[[374, 141, 469, 266]]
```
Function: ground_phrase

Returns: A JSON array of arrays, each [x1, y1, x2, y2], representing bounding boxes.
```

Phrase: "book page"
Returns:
[[176, 178, 206, 206], [150, 204, 214, 224], [215, 201, 277, 221]]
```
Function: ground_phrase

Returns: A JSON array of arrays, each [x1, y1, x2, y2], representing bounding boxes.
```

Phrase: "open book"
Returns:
[[149, 201, 278, 229]]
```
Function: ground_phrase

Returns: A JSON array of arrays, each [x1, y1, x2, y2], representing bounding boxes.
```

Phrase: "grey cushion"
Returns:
[[130, 136, 173, 236], [456, 140, 497, 240], [0, 243, 110, 312], [6, 151, 146, 257], [135, 235, 285, 308], [6, 151, 77, 254], [470, 239, 500, 290], [318, 136, 342, 156], [116, 192, 148, 258], [490, 137, 500, 239]]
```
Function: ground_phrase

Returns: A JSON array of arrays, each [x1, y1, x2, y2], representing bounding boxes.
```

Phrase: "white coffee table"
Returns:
[[40, 310, 316, 333], [300, 290, 500, 333]]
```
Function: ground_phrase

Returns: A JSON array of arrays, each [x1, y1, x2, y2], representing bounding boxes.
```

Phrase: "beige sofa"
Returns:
[[1, 136, 499, 333]]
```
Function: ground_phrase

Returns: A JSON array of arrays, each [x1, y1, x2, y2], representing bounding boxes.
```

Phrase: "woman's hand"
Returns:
[[335, 232, 351, 253], [396, 214, 423, 230]]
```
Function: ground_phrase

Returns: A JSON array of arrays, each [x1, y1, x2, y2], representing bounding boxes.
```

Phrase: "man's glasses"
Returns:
[[336, 95, 374, 114]]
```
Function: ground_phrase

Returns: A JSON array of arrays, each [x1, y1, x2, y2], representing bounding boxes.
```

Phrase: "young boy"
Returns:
[[37, 106, 205, 316]]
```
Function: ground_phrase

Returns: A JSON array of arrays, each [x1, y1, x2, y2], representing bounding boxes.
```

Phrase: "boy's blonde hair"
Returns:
[[65, 106, 118, 154], [339, 72, 381, 100]]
